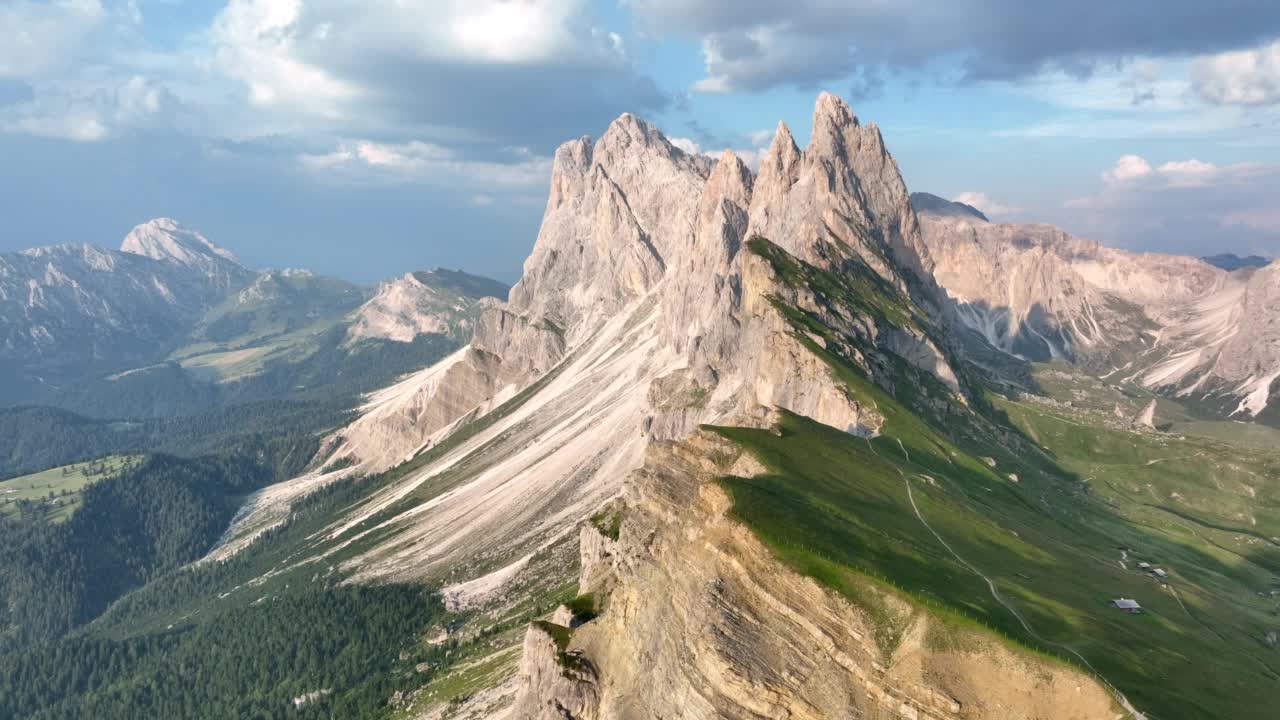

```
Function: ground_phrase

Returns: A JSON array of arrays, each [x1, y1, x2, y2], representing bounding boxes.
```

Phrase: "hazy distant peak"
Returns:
[[121, 218, 241, 267], [909, 192, 989, 222], [1201, 253, 1270, 271]]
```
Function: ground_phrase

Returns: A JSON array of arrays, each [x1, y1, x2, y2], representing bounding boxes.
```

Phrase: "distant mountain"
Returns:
[[1201, 253, 1270, 271], [346, 268, 505, 345], [908, 191, 988, 221], [0, 222, 508, 417], [119, 218, 254, 290], [912, 194, 1280, 419], [0, 222, 251, 399]]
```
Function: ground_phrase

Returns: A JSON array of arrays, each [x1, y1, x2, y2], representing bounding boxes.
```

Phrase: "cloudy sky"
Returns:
[[2, 0, 1279, 282]]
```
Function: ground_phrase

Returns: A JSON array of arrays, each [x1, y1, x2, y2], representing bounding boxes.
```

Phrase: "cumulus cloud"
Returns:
[[1055, 154, 1280, 258], [1192, 40, 1280, 106], [1102, 154, 1154, 186], [210, 0, 358, 118], [951, 191, 1021, 217], [1093, 154, 1263, 194], [206, 0, 665, 149], [625, 0, 1280, 94]]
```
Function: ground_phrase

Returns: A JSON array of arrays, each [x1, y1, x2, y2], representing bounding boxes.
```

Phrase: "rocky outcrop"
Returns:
[[510, 623, 600, 720], [512, 431, 1119, 720], [1208, 261, 1280, 416], [748, 95, 934, 291], [1133, 399, 1158, 430], [313, 92, 959, 478], [345, 269, 504, 345]]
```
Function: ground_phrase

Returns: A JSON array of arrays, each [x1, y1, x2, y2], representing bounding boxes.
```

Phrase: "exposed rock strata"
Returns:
[[513, 431, 1119, 720]]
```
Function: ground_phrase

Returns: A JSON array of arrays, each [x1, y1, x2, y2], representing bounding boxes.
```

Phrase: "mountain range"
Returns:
[[0, 219, 507, 416], [0, 94, 1275, 720]]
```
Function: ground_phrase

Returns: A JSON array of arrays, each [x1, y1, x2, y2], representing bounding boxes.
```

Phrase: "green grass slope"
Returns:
[[0, 456, 138, 522]]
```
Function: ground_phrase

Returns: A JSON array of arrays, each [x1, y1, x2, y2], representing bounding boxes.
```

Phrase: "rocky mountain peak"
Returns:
[[756, 121, 801, 191], [809, 90, 862, 159], [120, 218, 251, 291], [121, 218, 238, 264], [704, 149, 754, 206], [746, 93, 934, 288]]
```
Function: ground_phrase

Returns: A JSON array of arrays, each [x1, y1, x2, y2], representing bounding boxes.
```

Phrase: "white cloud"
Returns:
[[0, 0, 107, 79], [0, 74, 177, 141], [668, 137, 702, 155], [207, 0, 631, 127], [1192, 40, 1280, 106], [298, 139, 553, 189], [447, 0, 598, 64], [210, 0, 357, 118], [1095, 154, 1263, 193], [1054, 154, 1280, 257], [1155, 159, 1221, 188], [1102, 154, 1154, 186], [951, 191, 1020, 217], [747, 128, 773, 146]]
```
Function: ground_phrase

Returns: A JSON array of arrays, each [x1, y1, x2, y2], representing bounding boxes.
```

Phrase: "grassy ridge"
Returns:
[[709, 238, 1280, 720]]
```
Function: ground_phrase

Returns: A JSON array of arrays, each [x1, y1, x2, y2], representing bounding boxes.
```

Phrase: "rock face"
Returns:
[[914, 196, 1280, 417], [303, 91, 957, 477], [518, 431, 1118, 720], [510, 624, 599, 720], [215, 93, 963, 594]]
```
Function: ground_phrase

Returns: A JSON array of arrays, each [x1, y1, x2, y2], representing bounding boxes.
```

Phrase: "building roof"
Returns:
[[1112, 598, 1141, 610]]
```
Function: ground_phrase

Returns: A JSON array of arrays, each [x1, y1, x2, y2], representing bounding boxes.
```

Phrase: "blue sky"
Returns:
[[2, 1, 1280, 282]]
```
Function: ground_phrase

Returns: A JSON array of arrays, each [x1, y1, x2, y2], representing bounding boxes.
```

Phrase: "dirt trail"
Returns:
[[891, 440, 1148, 720]]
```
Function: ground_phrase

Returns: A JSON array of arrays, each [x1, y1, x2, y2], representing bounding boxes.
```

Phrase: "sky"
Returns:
[[2, 1, 1280, 283]]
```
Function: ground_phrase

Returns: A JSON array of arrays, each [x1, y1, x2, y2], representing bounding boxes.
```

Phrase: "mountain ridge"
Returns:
[[912, 195, 1280, 420]]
